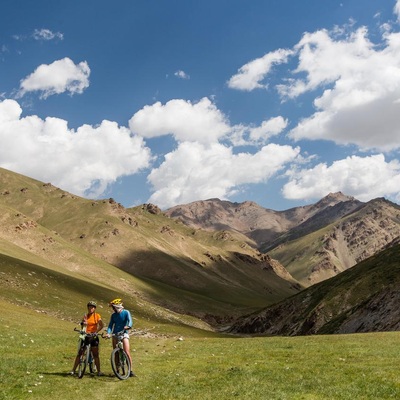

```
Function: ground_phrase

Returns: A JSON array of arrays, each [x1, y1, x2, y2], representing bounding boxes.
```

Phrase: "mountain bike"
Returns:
[[108, 330, 132, 380], [73, 328, 98, 378]]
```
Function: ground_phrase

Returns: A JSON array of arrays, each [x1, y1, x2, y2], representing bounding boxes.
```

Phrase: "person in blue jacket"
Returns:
[[106, 298, 135, 377]]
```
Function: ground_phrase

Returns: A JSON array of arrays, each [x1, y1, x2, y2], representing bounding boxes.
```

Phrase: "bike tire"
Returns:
[[77, 345, 90, 378], [110, 347, 131, 380]]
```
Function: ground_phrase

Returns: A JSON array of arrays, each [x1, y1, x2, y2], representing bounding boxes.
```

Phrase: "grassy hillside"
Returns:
[[0, 167, 301, 327], [230, 243, 400, 336], [0, 252, 216, 334]]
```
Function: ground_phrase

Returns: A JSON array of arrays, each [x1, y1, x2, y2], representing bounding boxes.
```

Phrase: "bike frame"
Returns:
[[74, 328, 97, 378]]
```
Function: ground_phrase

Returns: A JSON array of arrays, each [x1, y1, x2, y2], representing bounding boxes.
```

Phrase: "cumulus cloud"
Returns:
[[395, 0, 400, 21], [229, 18, 400, 152], [283, 154, 400, 202], [129, 97, 231, 144], [285, 27, 400, 151], [129, 97, 289, 147], [33, 29, 64, 41], [0, 94, 296, 207], [17, 57, 90, 99], [147, 141, 300, 209], [174, 70, 190, 79], [0, 99, 152, 198], [248, 116, 288, 143], [127, 97, 299, 208], [227, 49, 293, 91]]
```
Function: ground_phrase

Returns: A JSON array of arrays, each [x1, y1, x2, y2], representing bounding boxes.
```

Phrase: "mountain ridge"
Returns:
[[165, 194, 400, 285]]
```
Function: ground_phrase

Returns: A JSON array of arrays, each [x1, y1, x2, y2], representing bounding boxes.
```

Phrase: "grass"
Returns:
[[1, 301, 400, 400]]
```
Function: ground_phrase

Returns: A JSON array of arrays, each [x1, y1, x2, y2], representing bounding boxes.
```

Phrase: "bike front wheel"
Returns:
[[77, 345, 90, 378], [111, 347, 131, 380]]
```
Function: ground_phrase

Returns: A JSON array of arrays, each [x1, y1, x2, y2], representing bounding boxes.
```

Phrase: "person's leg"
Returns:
[[71, 342, 84, 374], [122, 338, 135, 376], [71, 354, 80, 373], [91, 345, 101, 373], [122, 338, 132, 366]]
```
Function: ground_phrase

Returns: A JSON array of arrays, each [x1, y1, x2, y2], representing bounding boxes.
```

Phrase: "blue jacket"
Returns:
[[107, 309, 133, 334]]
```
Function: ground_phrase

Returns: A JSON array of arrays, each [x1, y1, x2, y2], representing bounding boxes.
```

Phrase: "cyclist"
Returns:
[[106, 298, 135, 377], [70, 300, 104, 376]]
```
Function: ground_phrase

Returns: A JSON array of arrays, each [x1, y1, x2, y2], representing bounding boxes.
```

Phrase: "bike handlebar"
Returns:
[[73, 328, 99, 337], [101, 329, 131, 339]]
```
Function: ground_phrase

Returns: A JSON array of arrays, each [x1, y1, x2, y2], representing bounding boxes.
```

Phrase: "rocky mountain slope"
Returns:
[[166, 194, 400, 286], [228, 243, 400, 336], [269, 197, 400, 285], [165, 192, 360, 247], [0, 167, 300, 324]]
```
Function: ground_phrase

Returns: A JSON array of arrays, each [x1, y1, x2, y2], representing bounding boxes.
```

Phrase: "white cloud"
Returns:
[[227, 48, 293, 91], [283, 154, 400, 202], [0, 99, 152, 198], [128, 98, 300, 208], [285, 27, 400, 151], [230, 17, 400, 152], [147, 141, 300, 209], [33, 29, 64, 41], [248, 116, 288, 143], [174, 70, 190, 79], [395, 0, 400, 22], [17, 57, 90, 99], [129, 97, 231, 144]]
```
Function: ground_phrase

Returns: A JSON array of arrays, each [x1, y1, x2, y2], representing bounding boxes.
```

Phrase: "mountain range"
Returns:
[[1, 166, 400, 336], [165, 194, 400, 286]]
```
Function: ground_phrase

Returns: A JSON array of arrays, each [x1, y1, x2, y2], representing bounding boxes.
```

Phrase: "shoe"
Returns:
[[97, 372, 105, 376], [69, 371, 75, 376], [129, 371, 136, 377]]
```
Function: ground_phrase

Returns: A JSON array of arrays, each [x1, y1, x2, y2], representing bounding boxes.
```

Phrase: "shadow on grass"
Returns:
[[41, 371, 119, 380]]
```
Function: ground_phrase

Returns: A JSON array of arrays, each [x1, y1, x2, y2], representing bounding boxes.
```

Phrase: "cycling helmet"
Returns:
[[87, 300, 97, 307], [109, 298, 123, 306]]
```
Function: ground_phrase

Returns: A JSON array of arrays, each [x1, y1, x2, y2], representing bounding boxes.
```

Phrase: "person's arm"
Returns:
[[80, 314, 87, 331], [107, 314, 114, 335], [124, 310, 133, 330], [97, 317, 104, 333]]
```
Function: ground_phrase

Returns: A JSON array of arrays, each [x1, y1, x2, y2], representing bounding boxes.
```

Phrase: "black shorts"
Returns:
[[84, 335, 100, 347]]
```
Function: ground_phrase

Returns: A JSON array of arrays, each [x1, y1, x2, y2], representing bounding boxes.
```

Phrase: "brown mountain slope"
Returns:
[[165, 192, 360, 248], [228, 243, 400, 336], [269, 197, 400, 285], [0, 167, 300, 322], [165, 194, 400, 286]]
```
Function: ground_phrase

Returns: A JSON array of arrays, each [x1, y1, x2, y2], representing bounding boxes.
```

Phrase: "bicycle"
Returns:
[[107, 330, 132, 380], [73, 328, 98, 378]]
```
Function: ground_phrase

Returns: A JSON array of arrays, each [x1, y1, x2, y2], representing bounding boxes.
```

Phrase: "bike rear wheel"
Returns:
[[111, 347, 131, 380], [77, 345, 90, 378]]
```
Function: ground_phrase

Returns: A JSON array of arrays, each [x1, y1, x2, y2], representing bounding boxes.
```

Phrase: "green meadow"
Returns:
[[1, 302, 400, 400]]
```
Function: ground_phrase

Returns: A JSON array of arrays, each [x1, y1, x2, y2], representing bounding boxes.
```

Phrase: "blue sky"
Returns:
[[1, 0, 400, 210]]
